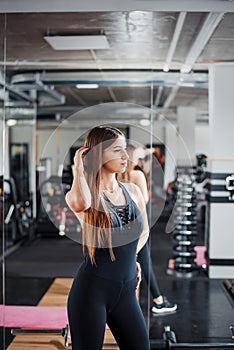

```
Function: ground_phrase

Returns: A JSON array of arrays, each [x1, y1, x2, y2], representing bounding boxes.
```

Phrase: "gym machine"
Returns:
[[0, 175, 35, 245], [38, 175, 81, 238], [226, 174, 234, 201], [204, 170, 234, 278]]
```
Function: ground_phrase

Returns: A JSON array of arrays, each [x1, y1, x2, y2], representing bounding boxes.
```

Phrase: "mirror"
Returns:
[[1, 24, 37, 346], [0, 12, 5, 348], [3, 4, 234, 350], [1, 8, 203, 350]]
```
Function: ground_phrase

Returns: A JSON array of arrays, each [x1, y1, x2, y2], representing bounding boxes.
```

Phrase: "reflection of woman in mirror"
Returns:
[[120, 144, 177, 314], [65, 125, 150, 350]]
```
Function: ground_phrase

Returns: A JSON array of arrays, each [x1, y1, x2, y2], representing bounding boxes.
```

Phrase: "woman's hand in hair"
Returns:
[[66, 146, 91, 213], [73, 147, 89, 174]]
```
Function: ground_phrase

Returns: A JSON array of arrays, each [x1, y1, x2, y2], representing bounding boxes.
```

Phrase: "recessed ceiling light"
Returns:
[[140, 119, 150, 126], [7, 119, 17, 126], [44, 35, 110, 51], [76, 84, 99, 89]]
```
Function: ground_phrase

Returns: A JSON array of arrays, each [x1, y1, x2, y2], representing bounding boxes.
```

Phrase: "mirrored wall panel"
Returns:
[[0, 0, 234, 350], [1, 13, 38, 348], [1, 5, 222, 350], [0, 12, 5, 348], [0, 11, 165, 350]]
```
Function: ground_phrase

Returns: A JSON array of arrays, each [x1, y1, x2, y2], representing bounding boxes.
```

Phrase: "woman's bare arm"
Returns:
[[136, 196, 149, 253], [131, 169, 149, 204], [125, 183, 149, 253], [65, 147, 91, 213]]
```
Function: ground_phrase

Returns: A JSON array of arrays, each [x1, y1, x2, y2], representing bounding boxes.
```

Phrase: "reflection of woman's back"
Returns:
[[120, 144, 177, 314], [120, 145, 149, 204]]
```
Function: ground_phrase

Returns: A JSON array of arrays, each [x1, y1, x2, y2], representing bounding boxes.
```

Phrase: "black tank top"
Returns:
[[82, 182, 144, 282]]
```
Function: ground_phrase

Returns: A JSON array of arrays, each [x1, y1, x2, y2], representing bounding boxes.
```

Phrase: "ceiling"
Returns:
[[0, 1, 234, 125]]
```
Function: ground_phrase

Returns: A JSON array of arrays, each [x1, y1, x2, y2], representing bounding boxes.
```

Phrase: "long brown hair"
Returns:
[[83, 125, 124, 264], [119, 144, 136, 182]]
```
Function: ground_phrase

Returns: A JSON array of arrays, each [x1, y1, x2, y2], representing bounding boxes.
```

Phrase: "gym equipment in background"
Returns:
[[167, 168, 200, 277], [204, 170, 234, 278], [226, 174, 234, 201], [5, 305, 233, 350], [224, 279, 234, 302], [167, 154, 209, 278], [150, 324, 234, 349], [38, 175, 81, 238], [196, 153, 207, 184], [0, 176, 35, 247], [9, 143, 30, 203]]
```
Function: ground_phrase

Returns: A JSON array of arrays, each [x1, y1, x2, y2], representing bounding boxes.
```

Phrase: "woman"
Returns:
[[120, 144, 177, 314], [65, 125, 150, 350]]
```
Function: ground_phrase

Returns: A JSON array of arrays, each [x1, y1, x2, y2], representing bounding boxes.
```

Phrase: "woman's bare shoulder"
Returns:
[[130, 169, 145, 181], [120, 181, 141, 197], [120, 181, 145, 210]]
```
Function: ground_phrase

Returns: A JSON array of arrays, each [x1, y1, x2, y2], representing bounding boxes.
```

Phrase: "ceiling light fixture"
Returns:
[[44, 35, 110, 51], [76, 84, 99, 89], [140, 119, 150, 126], [180, 12, 225, 73], [7, 119, 17, 126]]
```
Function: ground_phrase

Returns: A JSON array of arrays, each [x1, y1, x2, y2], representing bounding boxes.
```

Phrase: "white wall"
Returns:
[[129, 124, 165, 148], [164, 123, 209, 188], [195, 125, 209, 156], [177, 106, 196, 162]]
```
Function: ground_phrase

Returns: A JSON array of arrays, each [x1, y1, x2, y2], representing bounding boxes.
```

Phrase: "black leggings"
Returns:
[[137, 242, 161, 299], [68, 270, 150, 350]]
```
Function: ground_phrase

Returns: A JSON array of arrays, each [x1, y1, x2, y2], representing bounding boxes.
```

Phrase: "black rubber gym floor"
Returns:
[[1, 211, 234, 349]]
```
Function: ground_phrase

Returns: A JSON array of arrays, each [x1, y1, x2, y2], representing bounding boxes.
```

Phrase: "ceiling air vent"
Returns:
[[44, 35, 110, 50]]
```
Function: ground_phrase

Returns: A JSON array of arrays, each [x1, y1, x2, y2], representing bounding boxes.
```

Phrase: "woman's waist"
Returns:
[[81, 257, 137, 282]]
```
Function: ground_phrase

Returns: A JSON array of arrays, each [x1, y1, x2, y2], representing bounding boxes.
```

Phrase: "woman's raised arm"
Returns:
[[65, 147, 91, 213]]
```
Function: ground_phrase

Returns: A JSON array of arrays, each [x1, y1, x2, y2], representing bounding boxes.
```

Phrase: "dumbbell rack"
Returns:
[[167, 170, 199, 278]]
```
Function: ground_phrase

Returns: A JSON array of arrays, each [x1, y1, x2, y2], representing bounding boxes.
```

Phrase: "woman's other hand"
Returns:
[[136, 261, 142, 290]]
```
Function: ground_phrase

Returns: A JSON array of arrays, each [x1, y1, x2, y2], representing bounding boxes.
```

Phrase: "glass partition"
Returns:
[[1, 11, 171, 350], [0, 12, 5, 349], [1, 13, 38, 349]]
